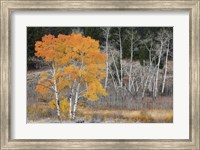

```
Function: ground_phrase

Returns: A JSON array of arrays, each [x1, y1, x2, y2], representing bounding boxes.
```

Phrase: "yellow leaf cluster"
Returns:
[[48, 99, 56, 110], [57, 77, 71, 91], [60, 99, 70, 113], [63, 65, 80, 79], [83, 81, 107, 101]]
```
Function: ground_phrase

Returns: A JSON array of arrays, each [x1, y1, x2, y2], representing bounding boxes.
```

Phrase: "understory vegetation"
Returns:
[[27, 102, 173, 123]]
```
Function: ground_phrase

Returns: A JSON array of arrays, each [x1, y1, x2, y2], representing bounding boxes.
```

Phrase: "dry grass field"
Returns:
[[27, 102, 173, 123]]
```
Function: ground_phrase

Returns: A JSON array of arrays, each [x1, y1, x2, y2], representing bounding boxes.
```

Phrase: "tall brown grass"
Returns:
[[27, 103, 52, 120], [27, 102, 173, 123]]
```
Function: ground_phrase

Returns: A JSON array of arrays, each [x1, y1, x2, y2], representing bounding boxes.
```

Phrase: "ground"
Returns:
[[27, 68, 173, 123]]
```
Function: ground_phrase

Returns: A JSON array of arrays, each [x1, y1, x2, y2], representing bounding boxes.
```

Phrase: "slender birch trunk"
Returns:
[[72, 54, 84, 120], [148, 69, 154, 91], [161, 41, 169, 93], [128, 64, 133, 91], [104, 28, 110, 90], [69, 88, 74, 120], [52, 63, 61, 120], [149, 48, 152, 67], [142, 41, 153, 100], [69, 96, 72, 119], [109, 69, 117, 91], [153, 74, 156, 100], [118, 28, 123, 87], [72, 83, 80, 120], [129, 29, 134, 91], [135, 81, 139, 95], [142, 68, 151, 100], [131, 77, 135, 92], [110, 50, 121, 86], [154, 42, 163, 98]]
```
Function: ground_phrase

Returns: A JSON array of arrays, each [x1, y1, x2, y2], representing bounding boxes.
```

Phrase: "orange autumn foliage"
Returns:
[[35, 33, 107, 111]]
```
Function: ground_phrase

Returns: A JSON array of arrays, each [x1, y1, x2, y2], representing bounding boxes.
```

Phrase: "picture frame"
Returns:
[[0, 0, 199, 149]]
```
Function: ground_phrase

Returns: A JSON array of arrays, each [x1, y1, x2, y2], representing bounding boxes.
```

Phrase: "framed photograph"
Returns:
[[1, 0, 199, 149]]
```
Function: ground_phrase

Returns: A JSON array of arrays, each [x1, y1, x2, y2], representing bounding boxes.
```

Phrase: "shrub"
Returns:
[[133, 111, 154, 123], [27, 103, 52, 120], [104, 110, 110, 119], [165, 113, 173, 122]]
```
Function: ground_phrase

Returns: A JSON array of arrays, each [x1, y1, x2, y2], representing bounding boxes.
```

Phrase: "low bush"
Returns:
[[27, 103, 52, 121], [132, 111, 154, 123], [165, 113, 173, 122]]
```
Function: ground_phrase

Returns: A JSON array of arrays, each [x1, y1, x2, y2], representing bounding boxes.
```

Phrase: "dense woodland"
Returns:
[[27, 27, 173, 123]]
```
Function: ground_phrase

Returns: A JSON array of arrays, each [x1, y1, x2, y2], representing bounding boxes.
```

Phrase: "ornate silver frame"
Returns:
[[1, 0, 199, 149]]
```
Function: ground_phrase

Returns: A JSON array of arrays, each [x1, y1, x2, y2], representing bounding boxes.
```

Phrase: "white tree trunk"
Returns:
[[153, 75, 156, 99], [72, 83, 80, 120], [128, 64, 133, 91], [69, 81, 75, 120], [52, 64, 61, 119], [131, 77, 135, 92], [128, 29, 134, 91], [104, 28, 110, 90], [119, 28, 123, 87], [148, 70, 154, 92], [154, 42, 163, 98], [161, 42, 169, 93], [135, 81, 139, 94], [142, 68, 150, 100], [69, 96, 72, 119], [109, 69, 117, 91], [110, 50, 121, 86], [142, 41, 153, 99]]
